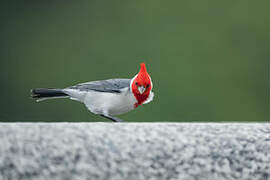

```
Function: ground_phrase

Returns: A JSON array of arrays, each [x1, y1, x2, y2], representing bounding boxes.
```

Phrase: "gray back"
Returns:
[[68, 79, 131, 93]]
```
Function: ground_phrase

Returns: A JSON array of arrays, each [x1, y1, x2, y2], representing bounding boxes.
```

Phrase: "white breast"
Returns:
[[64, 87, 153, 116], [83, 90, 136, 115]]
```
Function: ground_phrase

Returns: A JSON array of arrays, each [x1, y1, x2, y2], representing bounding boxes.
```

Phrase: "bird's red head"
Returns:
[[131, 63, 152, 107]]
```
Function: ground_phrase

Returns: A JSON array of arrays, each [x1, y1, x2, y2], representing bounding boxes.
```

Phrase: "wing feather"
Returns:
[[68, 79, 131, 93]]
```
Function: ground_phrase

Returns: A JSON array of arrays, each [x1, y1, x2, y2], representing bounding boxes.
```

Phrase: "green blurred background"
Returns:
[[1, 0, 269, 122]]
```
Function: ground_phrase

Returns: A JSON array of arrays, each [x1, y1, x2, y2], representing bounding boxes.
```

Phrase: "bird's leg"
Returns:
[[100, 114, 123, 122]]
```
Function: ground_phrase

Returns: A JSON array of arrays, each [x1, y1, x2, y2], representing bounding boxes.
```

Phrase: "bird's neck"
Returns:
[[132, 91, 149, 108]]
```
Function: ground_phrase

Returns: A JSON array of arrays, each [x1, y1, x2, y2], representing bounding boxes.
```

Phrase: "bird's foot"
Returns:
[[100, 114, 123, 122]]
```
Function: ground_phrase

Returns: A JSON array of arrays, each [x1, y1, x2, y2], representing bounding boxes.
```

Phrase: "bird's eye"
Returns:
[[135, 82, 139, 86], [146, 84, 150, 88]]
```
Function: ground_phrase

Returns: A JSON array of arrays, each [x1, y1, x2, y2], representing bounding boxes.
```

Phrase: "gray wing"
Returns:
[[68, 79, 131, 93]]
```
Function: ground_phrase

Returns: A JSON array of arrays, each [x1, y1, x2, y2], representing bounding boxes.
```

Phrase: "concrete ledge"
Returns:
[[0, 123, 270, 180]]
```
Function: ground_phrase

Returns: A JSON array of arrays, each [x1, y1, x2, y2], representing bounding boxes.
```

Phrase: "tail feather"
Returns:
[[31, 88, 69, 101]]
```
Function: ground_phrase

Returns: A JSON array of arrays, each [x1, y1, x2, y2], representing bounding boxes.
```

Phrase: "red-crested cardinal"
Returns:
[[31, 63, 154, 122]]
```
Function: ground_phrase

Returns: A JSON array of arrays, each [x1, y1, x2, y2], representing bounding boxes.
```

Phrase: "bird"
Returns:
[[31, 63, 154, 122]]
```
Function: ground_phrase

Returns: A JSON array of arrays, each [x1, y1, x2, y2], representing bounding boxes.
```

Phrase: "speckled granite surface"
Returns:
[[0, 123, 269, 180]]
